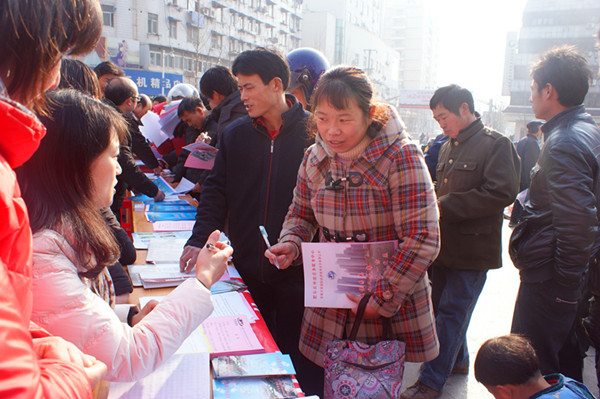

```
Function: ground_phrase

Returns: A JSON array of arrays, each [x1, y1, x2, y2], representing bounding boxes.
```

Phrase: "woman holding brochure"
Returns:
[[265, 66, 441, 390], [18, 89, 233, 382]]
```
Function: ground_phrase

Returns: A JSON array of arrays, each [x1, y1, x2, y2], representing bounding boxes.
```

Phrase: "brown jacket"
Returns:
[[435, 119, 519, 270]]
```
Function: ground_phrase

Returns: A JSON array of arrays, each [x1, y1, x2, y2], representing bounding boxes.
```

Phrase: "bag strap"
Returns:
[[348, 294, 372, 341], [348, 293, 394, 341]]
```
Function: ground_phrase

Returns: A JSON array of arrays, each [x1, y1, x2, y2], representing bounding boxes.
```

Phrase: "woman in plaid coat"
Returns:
[[266, 66, 441, 378]]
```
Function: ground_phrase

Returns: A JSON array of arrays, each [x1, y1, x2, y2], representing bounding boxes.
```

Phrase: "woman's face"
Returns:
[[89, 133, 121, 208], [315, 97, 372, 154]]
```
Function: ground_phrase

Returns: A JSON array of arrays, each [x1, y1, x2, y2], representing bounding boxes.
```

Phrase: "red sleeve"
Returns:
[[0, 261, 92, 399]]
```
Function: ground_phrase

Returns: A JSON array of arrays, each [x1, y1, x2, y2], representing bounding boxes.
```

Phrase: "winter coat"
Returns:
[[278, 108, 440, 366], [516, 133, 541, 191], [434, 118, 520, 270], [0, 87, 92, 398], [510, 105, 600, 289], [30, 229, 214, 382], [186, 95, 312, 285]]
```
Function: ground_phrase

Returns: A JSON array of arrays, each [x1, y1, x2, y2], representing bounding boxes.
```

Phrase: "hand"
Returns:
[[180, 245, 201, 273], [130, 300, 159, 326], [154, 189, 165, 202], [33, 336, 97, 367], [195, 132, 211, 144], [190, 183, 202, 193], [195, 230, 233, 289], [346, 294, 381, 320], [83, 360, 107, 389], [265, 242, 298, 270], [153, 166, 164, 176]]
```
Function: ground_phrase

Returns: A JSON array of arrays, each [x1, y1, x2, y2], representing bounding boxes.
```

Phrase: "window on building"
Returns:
[[169, 19, 177, 39], [148, 13, 158, 34], [101, 4, 114, 27], [184, 58, 193, 72], [211, 32, 223, 49], [150, 51, 162, 66], [187, 25, 199, 42]]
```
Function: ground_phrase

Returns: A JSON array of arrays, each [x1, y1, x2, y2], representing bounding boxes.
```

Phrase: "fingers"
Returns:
[[180, 245, 201, 273]]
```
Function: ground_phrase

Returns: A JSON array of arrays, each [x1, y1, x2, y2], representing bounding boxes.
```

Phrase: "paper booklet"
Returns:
[[301, 240, 398, 309], [108, 353, 210, 399], [131, 230, 193, 250], [145, 238, 188, 263], [212, 376, 297, 399], [212, 353, 296, 379]]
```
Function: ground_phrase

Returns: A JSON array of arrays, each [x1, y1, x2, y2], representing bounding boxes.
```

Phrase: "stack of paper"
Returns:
[[146, 238, 188, 263], [131, 231, 193, 250]]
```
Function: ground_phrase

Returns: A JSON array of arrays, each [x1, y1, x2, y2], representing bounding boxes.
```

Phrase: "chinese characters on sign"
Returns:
[[123, 68, 183, 96]]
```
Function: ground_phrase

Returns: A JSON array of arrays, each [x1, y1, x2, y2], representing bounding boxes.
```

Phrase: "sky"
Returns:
[[431, 0, 528, 101]]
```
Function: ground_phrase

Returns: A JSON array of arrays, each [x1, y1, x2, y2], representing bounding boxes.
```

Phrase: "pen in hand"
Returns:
[[259, 225, 280, 269]]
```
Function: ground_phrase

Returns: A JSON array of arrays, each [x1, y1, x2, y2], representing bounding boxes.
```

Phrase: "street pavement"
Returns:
[[400, 220, 599, 398]]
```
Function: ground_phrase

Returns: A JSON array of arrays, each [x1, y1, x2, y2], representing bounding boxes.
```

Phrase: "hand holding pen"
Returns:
[[261, 225, 298, 270]]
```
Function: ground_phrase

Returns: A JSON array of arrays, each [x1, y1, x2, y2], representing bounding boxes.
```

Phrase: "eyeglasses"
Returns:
[[131, 96, 141, 102], [325, 172, 363, 190]]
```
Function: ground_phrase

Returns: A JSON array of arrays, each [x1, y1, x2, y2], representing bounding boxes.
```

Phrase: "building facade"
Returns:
[[301, 0, 401, 101], [89, 0, 302, 95], [503, 0, 600, 138]]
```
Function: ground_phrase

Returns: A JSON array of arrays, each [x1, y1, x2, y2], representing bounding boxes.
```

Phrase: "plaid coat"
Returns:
[[279, 109, 440, 367]]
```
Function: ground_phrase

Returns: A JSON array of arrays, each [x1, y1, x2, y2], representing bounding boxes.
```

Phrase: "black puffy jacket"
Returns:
[[510, 105, 600, 289]]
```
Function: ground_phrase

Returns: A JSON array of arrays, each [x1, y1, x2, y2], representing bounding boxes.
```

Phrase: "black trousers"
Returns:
[[511, 279, 586, 381], [241, 268, 324, 397]]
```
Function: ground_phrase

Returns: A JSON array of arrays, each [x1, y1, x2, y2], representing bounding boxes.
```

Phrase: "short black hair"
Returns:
[[474, 335, 540, 387], [531, 45, 593, 107], [93, 61, 124, 79], [232, 48, 290, 90], [429, 84, 475, 116], [177, 96, 205, 117], [153, 95, 167, 104], [200, 66, 238, 99], [104, 77, 136, 107], [526, 120, 543, 133]]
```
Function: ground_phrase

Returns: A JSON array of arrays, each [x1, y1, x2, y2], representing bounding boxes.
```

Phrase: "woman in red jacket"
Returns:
[[0, 1, 106, 397]]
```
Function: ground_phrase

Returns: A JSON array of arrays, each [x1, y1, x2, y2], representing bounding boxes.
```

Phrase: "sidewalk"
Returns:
[[400, 222, 600, 398]]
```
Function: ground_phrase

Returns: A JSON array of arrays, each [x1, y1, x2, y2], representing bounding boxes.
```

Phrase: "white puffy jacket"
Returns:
[[30, 229, 213, 382]]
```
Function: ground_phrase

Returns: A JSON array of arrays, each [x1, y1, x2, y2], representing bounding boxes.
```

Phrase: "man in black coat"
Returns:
[[509, 120, 543, 226], [104, 77, 164, 220], [510, 46, 600, 380]]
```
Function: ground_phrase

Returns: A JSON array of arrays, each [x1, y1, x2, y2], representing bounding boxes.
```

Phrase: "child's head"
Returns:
[[475, 335, 543, 398]]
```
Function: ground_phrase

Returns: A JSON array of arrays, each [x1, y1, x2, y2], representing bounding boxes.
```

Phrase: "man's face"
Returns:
[[180, 108, 205, 130], [125, 88, 139, 114], [237, 73, 280, 119], [432, 104, 470, 139], [530, 80, 549, 121]]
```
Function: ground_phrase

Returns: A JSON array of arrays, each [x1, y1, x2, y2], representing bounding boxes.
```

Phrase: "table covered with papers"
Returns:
[[107, 188, 305, 399]]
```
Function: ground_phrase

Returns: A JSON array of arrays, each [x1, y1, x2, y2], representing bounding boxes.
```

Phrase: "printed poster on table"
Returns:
[[301, 240, 397, 309]]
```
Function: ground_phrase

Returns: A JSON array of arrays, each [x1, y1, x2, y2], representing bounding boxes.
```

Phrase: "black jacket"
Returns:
[[210, 90, 247, 140], [516, 133, 540, 191], [128, 114, 159, 170], [510, 105, 600, 289], [104, 100, 158, 217], [186, 95, 312, 283]]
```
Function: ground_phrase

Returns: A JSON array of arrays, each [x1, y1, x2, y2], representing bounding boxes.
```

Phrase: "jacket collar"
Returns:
[[541, 105, 586, 137], [310, 106, 406, 166], [251, 94, 307, 137], [0, 78, 46, 168], [211, 90, 243, 122], [452, 118, 484, 145]]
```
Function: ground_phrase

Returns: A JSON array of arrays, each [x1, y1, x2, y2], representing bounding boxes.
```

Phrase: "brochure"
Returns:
[[301, 240, 398, 308], [212, 353, 295, 379]]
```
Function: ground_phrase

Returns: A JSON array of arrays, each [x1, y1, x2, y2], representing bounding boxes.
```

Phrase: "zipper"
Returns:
[[555, 297, 578, 305], [260, 138, 275, 282]]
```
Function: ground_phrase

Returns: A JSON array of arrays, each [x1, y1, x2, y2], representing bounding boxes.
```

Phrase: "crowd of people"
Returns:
[[1, 1, 600, 399]]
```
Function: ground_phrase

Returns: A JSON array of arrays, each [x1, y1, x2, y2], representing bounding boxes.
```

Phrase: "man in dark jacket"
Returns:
[[509, 120, 543, 226], [199, 66, 247, 138], [104, 77, 165, 220], [510, 46, 600, 380], [179, 49, 320, 395], [402, 85, 520, 399]]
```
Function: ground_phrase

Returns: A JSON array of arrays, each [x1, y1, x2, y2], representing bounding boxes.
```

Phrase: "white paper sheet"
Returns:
[[107, 353, 210, 398]]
